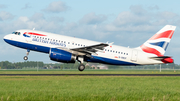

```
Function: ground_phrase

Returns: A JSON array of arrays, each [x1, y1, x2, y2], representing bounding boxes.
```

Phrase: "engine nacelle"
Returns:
[[49, 48, 76, 63]]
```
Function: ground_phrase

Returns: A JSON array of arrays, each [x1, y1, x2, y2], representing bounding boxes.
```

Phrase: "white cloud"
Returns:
[[130, 5, 146, 15], [79, 12, 107, 24], [48, 16, 64, 23], [30, 13, 45, 21], [63, 22, 77, 30], [0, 11, 14, 21], [18, 16, 29, 22], [43, 1, 69, 13], [114, 5, 150, 26], [156, 11, 178, 20]]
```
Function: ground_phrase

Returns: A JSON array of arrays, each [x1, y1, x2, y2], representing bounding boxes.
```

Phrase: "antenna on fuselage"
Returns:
[[109, 42, 114, 45], [33, 28, 35, 30]]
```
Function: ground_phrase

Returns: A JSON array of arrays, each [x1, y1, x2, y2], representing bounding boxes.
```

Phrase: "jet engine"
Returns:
[[49, 48, 76, 63]]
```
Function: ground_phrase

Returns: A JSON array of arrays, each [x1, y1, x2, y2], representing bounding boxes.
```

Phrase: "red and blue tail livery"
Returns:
[[4, 25, 176, 71], [140, 25, 176, 56]]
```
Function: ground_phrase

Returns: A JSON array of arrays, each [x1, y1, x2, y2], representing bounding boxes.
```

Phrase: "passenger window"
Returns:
[[121, 52, 123, 54], [72, 43, 74, 45], [78, 44, 80, 46], [118, 52, 120, 54], [64, 41, 66, 43], [110, 50, 112, 52], [126, 53, 128, 55], [61, 41, 63, 43], [68, 42, 70, 44]]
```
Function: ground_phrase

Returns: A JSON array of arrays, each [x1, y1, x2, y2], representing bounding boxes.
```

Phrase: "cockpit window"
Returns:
[[12, 32, 21, 35]]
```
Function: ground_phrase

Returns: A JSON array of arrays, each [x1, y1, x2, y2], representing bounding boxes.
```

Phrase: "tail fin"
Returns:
[[140, 25, 176, 56]]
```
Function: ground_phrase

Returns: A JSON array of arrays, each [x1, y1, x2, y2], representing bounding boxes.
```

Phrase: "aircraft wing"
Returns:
[[71, 43, 108, 54], [53, 43, 108, 57]]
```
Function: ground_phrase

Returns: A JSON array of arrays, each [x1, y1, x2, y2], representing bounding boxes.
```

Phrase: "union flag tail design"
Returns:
[[140, 25, 176, 56]]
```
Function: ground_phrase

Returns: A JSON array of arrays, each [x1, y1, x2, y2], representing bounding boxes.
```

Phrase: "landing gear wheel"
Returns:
[[24, 56, 28, 60], [78, 64, 85, 71]]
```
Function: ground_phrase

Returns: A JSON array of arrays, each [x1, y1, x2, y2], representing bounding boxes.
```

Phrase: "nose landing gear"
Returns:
[[24, 49, 30, 60], [23, 56, 28, 60]]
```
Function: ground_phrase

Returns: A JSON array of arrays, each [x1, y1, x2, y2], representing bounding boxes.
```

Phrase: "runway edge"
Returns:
[[0, 74, 180, 76]]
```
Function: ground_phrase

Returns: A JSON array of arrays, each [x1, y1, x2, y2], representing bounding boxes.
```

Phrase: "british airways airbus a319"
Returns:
[[3, 25, 176, 71]]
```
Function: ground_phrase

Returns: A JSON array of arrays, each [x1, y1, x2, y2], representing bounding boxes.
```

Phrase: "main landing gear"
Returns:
[[77, 57, 85, 71], [78, 64, 85, 71], [24, 49, 30, 61]]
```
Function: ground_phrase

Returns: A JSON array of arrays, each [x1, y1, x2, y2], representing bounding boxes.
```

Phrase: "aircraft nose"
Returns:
[[4, 35, 7, 39], [3, 34, 11, 43]]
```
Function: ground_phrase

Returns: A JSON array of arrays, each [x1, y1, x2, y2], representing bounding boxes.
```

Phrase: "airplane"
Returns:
[[3, 25, 176, 71]]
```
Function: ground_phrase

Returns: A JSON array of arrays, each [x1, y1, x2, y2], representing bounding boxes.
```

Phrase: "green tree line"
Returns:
[[0, 61, 180, 69], [0, 61, 44, 69]]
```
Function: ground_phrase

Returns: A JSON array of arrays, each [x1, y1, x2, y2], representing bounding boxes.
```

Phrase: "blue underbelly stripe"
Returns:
[[92, 56, 138, 65], [4, 39, 50, 53]]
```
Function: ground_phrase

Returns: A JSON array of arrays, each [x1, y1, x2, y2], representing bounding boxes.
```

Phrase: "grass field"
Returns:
[[0, 76, 180, 101], [0, 69, 180, 74]]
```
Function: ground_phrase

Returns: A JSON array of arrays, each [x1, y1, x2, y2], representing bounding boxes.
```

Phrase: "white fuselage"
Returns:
[[3, 29, 163, 65]]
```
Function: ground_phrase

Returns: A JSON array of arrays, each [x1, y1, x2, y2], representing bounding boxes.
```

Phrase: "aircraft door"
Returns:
[[131, 50, 138, 62]]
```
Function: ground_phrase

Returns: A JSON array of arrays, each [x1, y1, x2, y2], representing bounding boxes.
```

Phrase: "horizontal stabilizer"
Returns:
[[150, 56, 173, 63], [150, 56, 171, 60]]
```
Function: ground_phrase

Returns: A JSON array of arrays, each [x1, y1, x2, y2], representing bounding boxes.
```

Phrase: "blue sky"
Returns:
[[1, 0, 180, 64]]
